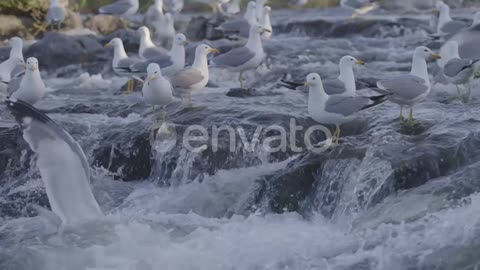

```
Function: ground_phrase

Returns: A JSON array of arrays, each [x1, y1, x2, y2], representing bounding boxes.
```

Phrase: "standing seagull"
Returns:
[[281, 55, 365, 96], [304, 73, 387, 144], [46, 0, 66, 31], [144, 0, 165, 30], [442, 41, 479, 101], [130, 33, 188, 77], [142, 63, 173, 129], [104, 38, 141, 92], [211, 24, 270, 88], [10, 57, 46, 105], [433, 1, 468, 37], [171, 44, 219, 106], [164, 0, 184, 14], [373, 46, 441, 124], [137, 26, 169, 60], [260, 6, 272, 40], [0, 37, 24, 92]]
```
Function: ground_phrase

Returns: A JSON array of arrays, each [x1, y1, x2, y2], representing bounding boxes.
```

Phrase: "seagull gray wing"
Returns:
[[443, 58, 474, 77], [130, 56, 173, 73], [325, 96, 370, 117], [323, 78, 346, 95], [46, 6, 65, 23], [171, 67, 204, 89], [99, 0, 133, 15], [142, 47, 169, 60], [325, 95, 384, 117], [441, 20, 468, 34], [115, 57, 140, 70], [212, 47, 255, 68], [377, 74, 428, 100]]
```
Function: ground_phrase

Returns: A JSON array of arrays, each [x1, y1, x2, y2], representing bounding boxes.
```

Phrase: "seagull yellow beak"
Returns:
[[432, 8, 439, 14], [183, 41, 190, 46], [356, 60, 365, 65], [263, 28, 272, 33], [209, 48, 220, 54], [147, 75, 158, 82], [431, 53, 442, 60], [304, 82, 310, 86], [104, 43, 111, 48]]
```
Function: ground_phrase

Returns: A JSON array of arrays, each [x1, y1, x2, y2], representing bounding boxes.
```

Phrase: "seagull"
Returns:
[[142, 63, 173, 129], [46, 0, 66, 31], [10, 57, 46, 105], [138, 26, 169, 60], [304, 73, 387, 144], [154, 13, 176, 47], [260, 6, 272, 40], [340, 0, 379, 18], [144, 0, 165, 30], [256, 0, 267, 21], [171, 44, 219, 106], [217, 1, 258, 38], [0, 37, 24, 89], [223, 0, 241, 15], [99, 0, 139, 17], [104, 38, 141, 92], [441, 40, 479, 100], [5, 99, 103, 225], [433, 1, 468, 37], [192, 0, 230, 13], [281, 55, 366, 96], [211, 24, 270, 88], [164, 0, 184, 14], [288, 0, 308, 7], [372, 46, 441, 124], [129, 33, 188, 77]]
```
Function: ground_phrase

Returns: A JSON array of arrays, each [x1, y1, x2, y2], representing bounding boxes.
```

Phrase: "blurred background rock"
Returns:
[[0, 0, 473, 40]]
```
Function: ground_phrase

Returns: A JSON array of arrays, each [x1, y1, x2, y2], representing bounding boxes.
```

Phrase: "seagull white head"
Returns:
[[26, 57, 39, 72], [137, 26, 151, 37], [248, 1, 257, 9], [104, 38, 123, 48], [196, 44, 220, 56], [435, 0, 446, 9], [10, 37, 22, 47], [146, 63, 162, 82], [263, 5, 271, 14], [304, 73, 323, 87], [415, 46, 441, 60], [174, 33, 188, 46], [340, 55, 365, 68]]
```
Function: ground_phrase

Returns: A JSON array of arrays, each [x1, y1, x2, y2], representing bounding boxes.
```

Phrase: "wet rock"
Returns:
[[226, 88, 259, 98], [84, 15, 125, 36], [93, 127, 153, 181], [102, 29, 140, 53], [185, 15, 227, 41], [25, 32, 107, 72], [252, 117, 480, 218]]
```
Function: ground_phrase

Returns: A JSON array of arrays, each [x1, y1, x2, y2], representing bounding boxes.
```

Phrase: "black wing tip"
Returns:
[[5, 98, 51, 125], [279, 79, 303, 90]]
